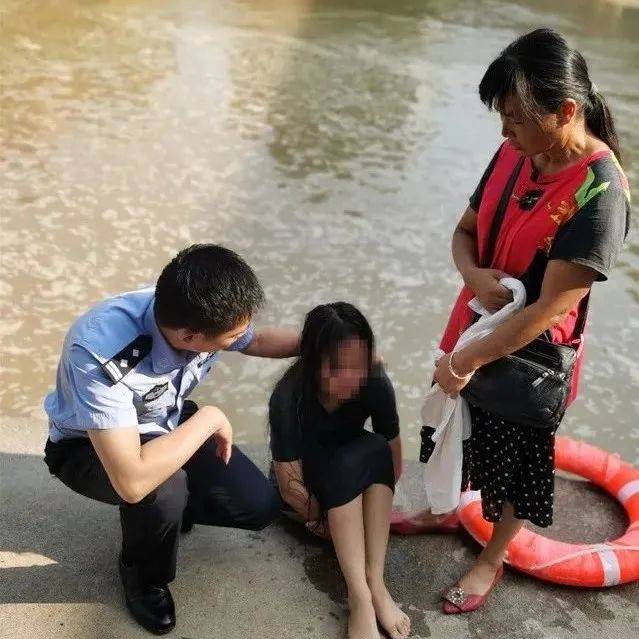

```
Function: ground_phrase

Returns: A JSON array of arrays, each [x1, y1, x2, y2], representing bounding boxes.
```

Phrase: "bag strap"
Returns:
[[481, 156, 525, 268], [574, 290, 590, 338], [477, 154, 591, 342]]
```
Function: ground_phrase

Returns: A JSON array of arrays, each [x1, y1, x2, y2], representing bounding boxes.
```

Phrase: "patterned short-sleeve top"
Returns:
[[440, 140, 630, 403]]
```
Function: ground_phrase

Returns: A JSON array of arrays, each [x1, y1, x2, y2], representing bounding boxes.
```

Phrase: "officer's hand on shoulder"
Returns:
[[200, 405, 234, 465]]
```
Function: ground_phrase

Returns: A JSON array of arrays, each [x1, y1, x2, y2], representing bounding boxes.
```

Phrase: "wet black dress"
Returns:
[[269, 362, 399, 510]]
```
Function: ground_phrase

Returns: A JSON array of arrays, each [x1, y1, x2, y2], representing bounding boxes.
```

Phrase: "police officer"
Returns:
[[43, 244, 299, 635]]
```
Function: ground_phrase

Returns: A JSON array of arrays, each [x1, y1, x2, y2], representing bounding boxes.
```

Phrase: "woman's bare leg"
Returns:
[[363, 485, 411, 639], [456, 502, 523, 593], [328, 496, 380, 639]]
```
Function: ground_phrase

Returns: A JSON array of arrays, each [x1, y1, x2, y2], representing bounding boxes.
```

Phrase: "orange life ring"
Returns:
[[458, 436, 639, 586]]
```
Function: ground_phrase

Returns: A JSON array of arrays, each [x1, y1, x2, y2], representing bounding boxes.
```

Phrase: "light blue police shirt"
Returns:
[[44, 286, 254, 442]]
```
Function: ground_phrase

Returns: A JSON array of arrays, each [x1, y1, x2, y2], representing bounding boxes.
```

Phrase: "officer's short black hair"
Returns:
[[155, 244, 264, 335]]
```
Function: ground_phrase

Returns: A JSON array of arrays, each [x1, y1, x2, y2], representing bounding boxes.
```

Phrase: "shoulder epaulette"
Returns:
[[102, 334, 152, 384]]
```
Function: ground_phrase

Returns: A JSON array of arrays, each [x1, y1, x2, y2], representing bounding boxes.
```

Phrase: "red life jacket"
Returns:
[[440, 141, 627, 404]]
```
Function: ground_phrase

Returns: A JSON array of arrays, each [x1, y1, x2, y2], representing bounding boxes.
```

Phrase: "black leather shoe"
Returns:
[[180, 509, 194, 534], [119, 555, 176, 635]]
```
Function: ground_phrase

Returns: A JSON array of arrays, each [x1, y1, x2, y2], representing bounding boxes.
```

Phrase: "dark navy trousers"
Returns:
[[44, 402, 279, 586]]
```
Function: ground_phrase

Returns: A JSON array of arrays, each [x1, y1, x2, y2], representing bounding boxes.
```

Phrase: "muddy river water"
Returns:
[[1, 0, 637, 463]]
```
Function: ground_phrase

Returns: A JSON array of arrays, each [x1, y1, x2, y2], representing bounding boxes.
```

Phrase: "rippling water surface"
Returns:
[[1, 0, 637, 462]]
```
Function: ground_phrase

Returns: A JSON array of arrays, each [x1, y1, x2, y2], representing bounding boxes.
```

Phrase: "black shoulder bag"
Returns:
[[460, 157, 583, 430]]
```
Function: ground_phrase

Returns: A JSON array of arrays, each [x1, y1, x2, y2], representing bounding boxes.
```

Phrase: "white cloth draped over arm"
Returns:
[[421, 278, 526, 514]]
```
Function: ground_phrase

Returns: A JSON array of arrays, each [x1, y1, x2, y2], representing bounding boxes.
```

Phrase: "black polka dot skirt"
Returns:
[[420, 403, 557, 528]]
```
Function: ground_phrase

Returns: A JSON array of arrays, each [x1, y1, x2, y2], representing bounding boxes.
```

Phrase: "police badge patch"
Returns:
[[143, 382, 169, 402]]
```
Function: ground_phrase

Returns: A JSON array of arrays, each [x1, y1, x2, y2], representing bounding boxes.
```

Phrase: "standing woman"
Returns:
[[393, 28, 630, 612]]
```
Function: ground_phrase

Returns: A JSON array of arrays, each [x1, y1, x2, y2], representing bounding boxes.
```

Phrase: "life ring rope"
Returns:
[[529, 544, 639, 571]]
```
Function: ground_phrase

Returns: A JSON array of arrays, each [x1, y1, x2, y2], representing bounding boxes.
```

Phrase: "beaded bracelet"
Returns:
[[448, 351, 473, 381]]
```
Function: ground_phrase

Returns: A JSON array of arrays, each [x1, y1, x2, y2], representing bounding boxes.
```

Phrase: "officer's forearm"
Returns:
[[91, 406, 226, 503], [136, 408, 226, 497], [241, 327, 300, 358], [126, 407, 214, 498]]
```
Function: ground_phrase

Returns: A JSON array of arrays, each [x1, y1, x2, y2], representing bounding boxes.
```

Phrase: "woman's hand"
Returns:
[[464, 267, 513, 313], [305, 519, 332, 541], [433, 352, 475, 397]]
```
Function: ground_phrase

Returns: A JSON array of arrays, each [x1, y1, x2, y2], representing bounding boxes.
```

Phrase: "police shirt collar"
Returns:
[[143, 299, 188, 374]]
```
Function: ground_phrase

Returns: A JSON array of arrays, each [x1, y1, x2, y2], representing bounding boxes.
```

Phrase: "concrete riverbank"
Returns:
[[1, 419, 637, 639]]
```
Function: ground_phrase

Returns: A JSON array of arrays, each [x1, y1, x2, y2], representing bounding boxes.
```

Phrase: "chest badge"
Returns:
[[143, 382, 169, 402]]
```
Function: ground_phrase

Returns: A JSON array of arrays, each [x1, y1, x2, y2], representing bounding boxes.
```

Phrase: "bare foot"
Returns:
[[457, 560, 502, 595], [370, 583, 410, 639], [347, 594, 380, 639], [400, 509, 450, 527]]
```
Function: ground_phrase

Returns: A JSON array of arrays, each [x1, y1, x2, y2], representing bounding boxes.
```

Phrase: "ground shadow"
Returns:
[[2, 452, 637, 639]]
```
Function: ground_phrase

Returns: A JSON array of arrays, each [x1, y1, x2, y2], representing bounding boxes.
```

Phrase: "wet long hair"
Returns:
[[297, 302, 374, 431], [478, 28, 621, 160], [278, 302, 375, 526]]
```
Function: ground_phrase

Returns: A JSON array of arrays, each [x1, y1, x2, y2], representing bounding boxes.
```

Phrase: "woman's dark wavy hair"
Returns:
[[479, 28, 621, 160]]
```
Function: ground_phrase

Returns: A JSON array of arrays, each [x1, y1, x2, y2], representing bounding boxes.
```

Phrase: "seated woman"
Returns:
[[269, 302, 410, 639]]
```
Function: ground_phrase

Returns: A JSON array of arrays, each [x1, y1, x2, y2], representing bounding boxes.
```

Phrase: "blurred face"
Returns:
[[498, 93, 575, 157], [166, 317, 251, 353], [320, 338, 370, 403]]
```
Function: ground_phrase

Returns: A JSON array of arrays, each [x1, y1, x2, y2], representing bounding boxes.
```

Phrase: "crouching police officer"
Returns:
[[43, 244, 299, 635]]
